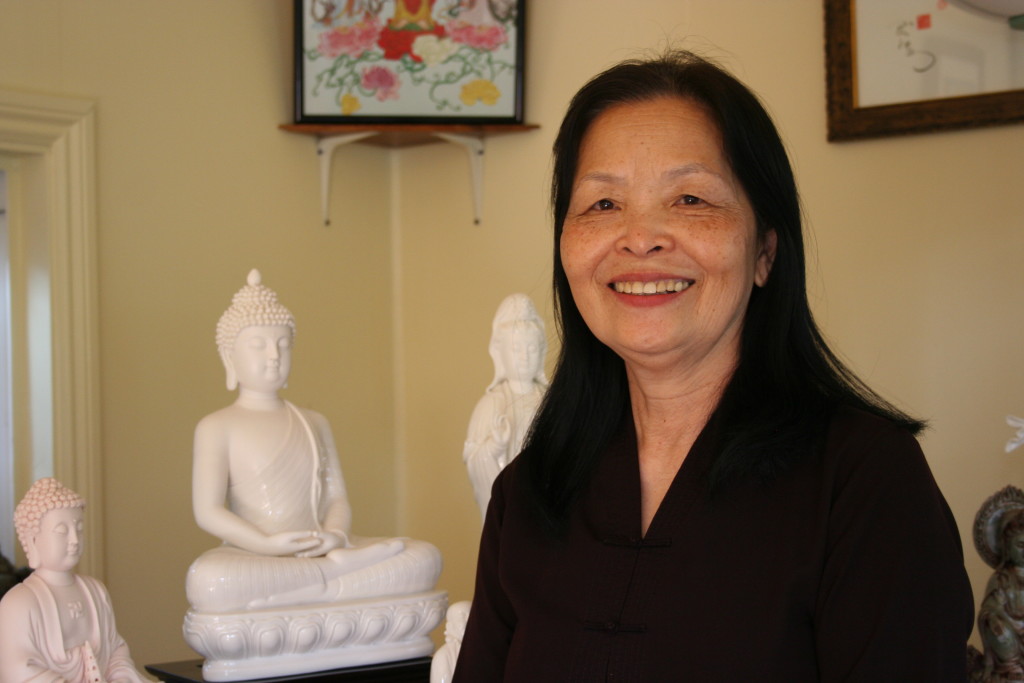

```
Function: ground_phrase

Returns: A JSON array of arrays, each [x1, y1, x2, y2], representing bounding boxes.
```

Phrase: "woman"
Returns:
[[453, 51, 973, 681]]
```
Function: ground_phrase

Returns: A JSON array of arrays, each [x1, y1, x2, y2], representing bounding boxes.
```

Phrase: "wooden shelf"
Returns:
[[279, 122, 539, 148]]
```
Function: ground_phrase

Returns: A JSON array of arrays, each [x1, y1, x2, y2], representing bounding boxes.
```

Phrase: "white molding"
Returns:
[[0, 89, 103, 579]]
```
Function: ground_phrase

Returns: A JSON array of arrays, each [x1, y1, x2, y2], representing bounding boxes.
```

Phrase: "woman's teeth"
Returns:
[[613, 280, 690, 295]]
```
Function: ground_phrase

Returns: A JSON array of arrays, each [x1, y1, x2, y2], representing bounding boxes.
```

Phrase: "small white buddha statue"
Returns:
[[0, 478, 147, 683], [183, 270, 445, 680], [462, 293, 548, 517]]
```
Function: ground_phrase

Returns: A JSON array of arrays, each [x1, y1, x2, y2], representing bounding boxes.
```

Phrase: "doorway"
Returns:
[[0, 89, 101, 577]]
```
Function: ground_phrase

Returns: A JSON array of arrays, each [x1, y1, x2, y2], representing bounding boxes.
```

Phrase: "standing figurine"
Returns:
[[433, 295, 546, 682], [973, 485, 1024, 681], [462, 294, 547, 517], [0, 478, 147, 683]]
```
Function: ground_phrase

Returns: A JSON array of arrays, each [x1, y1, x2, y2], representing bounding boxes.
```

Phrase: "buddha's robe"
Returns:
[[187, 403, 440, 613], [0, 573, 146, 683], [463, 383, 543, 517]]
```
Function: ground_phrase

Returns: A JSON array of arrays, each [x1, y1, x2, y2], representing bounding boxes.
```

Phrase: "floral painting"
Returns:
[[296, 0, 524, 122]]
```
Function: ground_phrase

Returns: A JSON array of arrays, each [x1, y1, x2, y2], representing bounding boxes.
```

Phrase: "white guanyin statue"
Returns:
[[462, 293, 548, 518], [183, 269, 446, 681], [432, 294, 547, 682], [0, 478, 147, 683]]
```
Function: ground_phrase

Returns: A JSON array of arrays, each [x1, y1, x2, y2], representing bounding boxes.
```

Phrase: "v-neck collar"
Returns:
[[584, 412, 719, 541]]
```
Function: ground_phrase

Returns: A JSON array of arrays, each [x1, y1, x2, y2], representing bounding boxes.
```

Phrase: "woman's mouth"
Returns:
[[612, 279, 691, 295]]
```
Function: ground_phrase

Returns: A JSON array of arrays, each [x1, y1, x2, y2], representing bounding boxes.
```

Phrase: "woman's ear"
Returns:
[[755, 229, 778, 287], [220, 348, 237, 391]]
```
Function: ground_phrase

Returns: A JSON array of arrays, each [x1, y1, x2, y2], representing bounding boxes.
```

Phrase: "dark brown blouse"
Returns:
[[454, 407, 973, 681]]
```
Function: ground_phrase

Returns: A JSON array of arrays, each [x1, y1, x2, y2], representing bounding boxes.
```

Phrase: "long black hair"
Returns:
[[518, 50, 923, 532]]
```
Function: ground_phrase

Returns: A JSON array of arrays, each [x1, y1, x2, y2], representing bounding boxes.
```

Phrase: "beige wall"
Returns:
[[1, 0, 1021, 667]]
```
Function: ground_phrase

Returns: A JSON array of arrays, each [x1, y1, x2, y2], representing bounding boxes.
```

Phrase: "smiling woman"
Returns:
[[453, 50, 974, 681]]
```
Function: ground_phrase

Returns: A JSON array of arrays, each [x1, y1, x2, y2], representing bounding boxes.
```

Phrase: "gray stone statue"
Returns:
[[971, 485, 1024, 681]]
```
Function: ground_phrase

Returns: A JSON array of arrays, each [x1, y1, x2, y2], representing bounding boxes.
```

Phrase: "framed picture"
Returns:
[[825, 0, 1024, 141], [294, 0, 525, 124]]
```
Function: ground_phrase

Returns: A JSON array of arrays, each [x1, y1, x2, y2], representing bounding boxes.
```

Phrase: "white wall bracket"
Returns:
[[316, 131, 486, 226], [433, 132, 485, 226], [317, 132, 374, 226]]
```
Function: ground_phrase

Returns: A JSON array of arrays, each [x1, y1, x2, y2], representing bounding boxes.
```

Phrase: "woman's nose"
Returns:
[[616, 212, 672, 256]]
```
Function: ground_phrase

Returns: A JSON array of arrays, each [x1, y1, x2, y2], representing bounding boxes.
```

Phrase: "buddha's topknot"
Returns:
[[216, 269, 295, 356]]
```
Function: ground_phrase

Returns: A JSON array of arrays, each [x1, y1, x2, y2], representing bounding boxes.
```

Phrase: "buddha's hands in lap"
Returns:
[[295, 530, 348, 558], [255, 531, 329, 557]]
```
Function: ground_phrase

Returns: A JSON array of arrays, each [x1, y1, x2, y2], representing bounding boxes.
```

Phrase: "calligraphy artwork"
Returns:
[[853, 0, 1023, 109], [825, 0, 1024, 140]]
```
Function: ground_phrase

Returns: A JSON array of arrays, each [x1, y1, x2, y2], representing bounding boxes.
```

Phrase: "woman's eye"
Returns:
[[679, 194, 704, 206], [591, 198, 615, 211]]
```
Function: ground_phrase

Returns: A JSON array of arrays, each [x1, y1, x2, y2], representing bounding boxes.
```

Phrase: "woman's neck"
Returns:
[[626, 358, 730, 449]]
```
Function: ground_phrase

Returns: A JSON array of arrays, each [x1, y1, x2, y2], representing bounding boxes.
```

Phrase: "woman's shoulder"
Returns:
[[821, 404, 939, 498], [826, 404, 922, 454]]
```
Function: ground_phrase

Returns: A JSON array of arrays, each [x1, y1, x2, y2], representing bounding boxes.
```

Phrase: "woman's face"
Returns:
[[559, 97, 775, 375]]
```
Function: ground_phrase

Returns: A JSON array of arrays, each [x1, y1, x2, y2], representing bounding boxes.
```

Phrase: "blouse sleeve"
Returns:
[[452, 467, 518, 681], [814, 416, 974, 681]]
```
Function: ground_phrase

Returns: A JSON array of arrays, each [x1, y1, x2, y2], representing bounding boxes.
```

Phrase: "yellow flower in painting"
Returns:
[[340, 93, 361, 115], [460, 79, 501, 107]]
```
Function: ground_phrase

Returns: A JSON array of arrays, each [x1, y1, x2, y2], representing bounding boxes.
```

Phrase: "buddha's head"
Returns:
[[216, 269, 296, 391], [15, 478, 86, 572], [488, 294, 547, 391]]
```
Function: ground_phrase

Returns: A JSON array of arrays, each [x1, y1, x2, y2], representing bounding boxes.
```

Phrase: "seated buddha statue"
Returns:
[[462, 293, 548, 517], [185, 269, 441, 614], [0, 478, 147, 683]]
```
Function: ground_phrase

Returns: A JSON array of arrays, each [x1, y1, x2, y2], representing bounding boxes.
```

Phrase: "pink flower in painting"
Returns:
[[318, 16, 383, 59], [361, 65, 400, 101], [447, 21, 507, 51]]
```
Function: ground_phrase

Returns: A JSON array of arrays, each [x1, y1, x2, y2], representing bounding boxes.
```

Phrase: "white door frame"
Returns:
[[0, 89, 102, 579]]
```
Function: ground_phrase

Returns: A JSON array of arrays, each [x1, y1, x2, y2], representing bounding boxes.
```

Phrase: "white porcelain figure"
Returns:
[[431, 295, 547, 682], [183, 269, 445, 681], [1006, 415, 1024, 453], [0, 478, 148, 683], [462, 294, 548, 518], [429, 601, 471, 683]]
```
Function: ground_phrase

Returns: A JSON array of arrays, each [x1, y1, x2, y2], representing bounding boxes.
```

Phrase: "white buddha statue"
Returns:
[[462, 293, 548, 517], [0, 478, 147, 683], [184, 269, 445, 680]]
